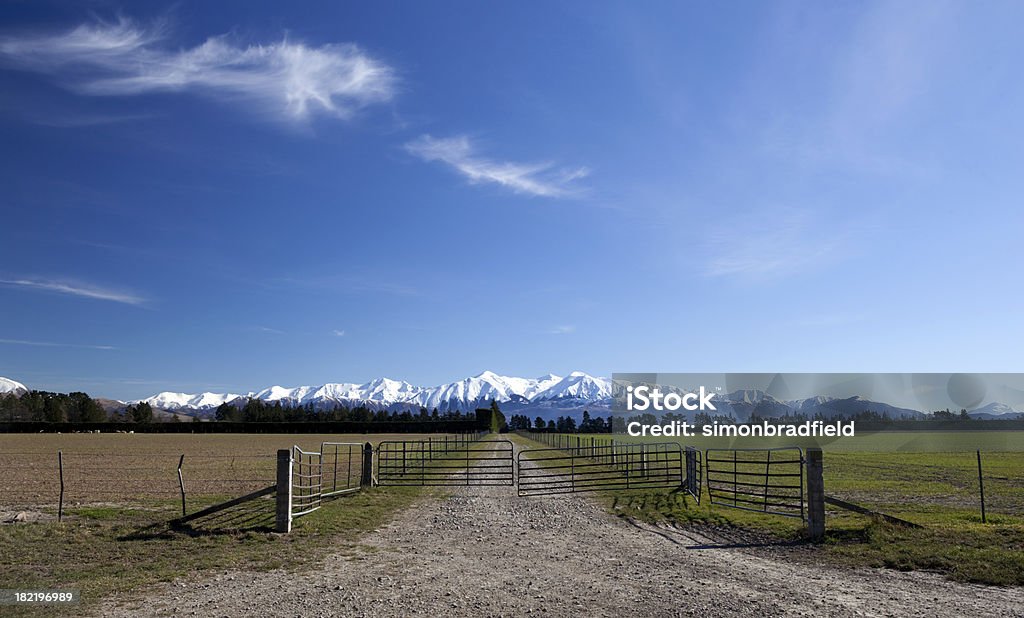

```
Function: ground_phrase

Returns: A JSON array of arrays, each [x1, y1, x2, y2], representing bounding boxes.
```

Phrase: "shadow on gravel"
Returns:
[[623, 517, 807, 550]]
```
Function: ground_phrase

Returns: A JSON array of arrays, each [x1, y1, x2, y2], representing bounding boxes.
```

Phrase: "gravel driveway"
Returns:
[[98, 441, 1023, 617]]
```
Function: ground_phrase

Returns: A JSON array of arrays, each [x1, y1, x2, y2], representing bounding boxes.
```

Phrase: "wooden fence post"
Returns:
[[177, 454, 186, 517], [275, 449, 292, 533], [57, 450, 64, 523], [977, 449, 987, 524], [361, 442, 374, 487], [806, 448, 825, 541]]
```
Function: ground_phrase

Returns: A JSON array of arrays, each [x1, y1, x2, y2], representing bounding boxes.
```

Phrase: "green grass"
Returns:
[[826, 518, 1024, 586], [516, 432, 1024, 586]]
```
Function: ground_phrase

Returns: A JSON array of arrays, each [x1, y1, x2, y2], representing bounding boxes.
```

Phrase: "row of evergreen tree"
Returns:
[[213, 398, 479, 424], [506, 410, 612, 433], [1, 391, 107, 423]]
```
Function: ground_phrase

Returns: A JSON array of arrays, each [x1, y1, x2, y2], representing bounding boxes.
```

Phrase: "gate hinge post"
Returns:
[[275, 448, 293, 533], [806, 447, 825, 542], [361, 442, 374, 487]]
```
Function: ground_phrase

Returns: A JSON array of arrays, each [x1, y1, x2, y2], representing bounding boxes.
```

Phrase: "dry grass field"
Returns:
[[0, 432, 467, 509]]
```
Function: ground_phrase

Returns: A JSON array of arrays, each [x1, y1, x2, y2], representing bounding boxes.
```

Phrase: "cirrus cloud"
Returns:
[[404, 134, 589, 198], [0, 278, 146, 306], [0, 17, 397, 122], [0, 338, 117, 351]]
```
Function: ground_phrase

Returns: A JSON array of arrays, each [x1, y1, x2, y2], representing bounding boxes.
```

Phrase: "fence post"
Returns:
[[361, 442, 373, 487], [177, 454, 186, 517], [977, 449, 987, 524], [806, 448, 825, 541], [275, 449, 292, 533], [57, 450, 64, 523]]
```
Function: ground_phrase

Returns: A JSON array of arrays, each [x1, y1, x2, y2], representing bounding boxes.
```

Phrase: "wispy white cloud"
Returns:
[[256, 326, 285, 335], [701, 209, 862, 280], [404, 135, 588, 197], [546, 325, 576, 335], [0, 338, 117, 350], [331, 329, 346, 337], [0, 17, 396, 121], [0, 278, 146, 305]]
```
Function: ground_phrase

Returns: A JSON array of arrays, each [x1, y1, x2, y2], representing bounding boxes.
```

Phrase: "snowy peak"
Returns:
[[967, 402, 1024, 419], [135, 371, 613, 412], [0, 377, 28, 396], [542, 372, 613, 400], [142, 391, 242, 411]]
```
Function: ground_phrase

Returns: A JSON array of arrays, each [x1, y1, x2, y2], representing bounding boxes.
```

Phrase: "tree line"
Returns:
[[506, 410, 612, 433], [0, 391, 480, 425], [1, 391, 108, 423], [212, 398, 480, 424]]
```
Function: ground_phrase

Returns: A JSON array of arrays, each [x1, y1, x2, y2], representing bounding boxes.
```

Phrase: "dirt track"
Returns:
[[98, 442, 1023, 617]]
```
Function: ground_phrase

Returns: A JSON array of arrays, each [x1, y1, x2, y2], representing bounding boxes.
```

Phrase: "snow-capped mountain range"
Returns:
[[3, 374, 1023, 421], [137, 371, 614, 415]]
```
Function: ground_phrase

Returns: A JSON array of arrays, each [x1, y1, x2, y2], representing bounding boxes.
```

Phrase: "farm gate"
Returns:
[[515, 438, 806, 522], [289, 442, 366, 521], [704, 447, 805, 519], [516, 441, 702, 500], [375, 438, 514, 486]]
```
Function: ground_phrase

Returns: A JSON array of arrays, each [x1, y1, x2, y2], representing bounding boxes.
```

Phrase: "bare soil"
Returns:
[[96, 442, 1024, 618]]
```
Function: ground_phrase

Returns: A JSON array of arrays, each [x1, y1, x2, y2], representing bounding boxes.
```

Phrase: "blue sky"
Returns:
[[1, 1, 1023, 399]]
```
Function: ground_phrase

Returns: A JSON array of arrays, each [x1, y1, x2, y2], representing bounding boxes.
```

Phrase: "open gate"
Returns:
[[291, 446, 322, 518], [376, 439, 514, 486], [290, 442, 366, 520], [705, 447, 805, 519]]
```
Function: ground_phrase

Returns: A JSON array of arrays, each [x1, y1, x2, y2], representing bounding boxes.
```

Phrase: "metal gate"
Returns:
[[290, 442, 366, 520], [376, 439, 514, 486], [705, 447, 804, 519], [291, 445, 322, 518], [517, 442, 685, 496]]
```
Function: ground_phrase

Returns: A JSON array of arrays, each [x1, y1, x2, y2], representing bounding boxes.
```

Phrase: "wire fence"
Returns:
[[821, 450, 1024, 521], [0, 451, 276, 510], [0, 433, 485, 515]]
